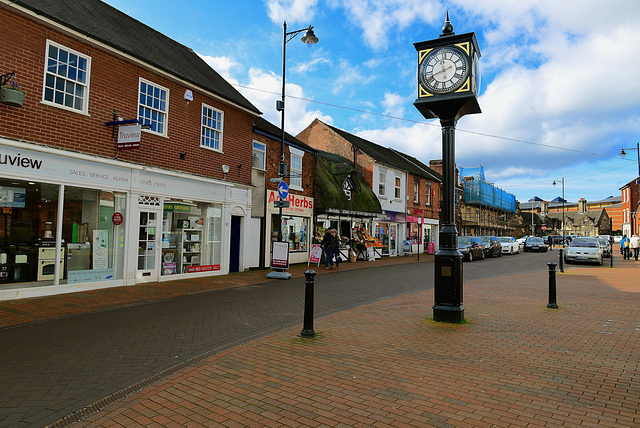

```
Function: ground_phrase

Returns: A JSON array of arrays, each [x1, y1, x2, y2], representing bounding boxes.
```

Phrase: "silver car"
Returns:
[[565, 237, 603, 265], [497, 236, 519, 255], [597, 237, 611, 258]]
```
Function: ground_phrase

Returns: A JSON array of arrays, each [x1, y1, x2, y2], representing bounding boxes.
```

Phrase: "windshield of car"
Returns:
[[477, 236, 492, 243], [497, 237, 512, 243], [458, 236, 472, 245], [527, 237, 543, 244], [570, 238, 598, 248]]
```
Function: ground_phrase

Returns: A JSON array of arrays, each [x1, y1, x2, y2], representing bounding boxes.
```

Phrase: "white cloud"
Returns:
[[265, 0, 318, 25], [330, 0, 441, 50], [239, 68, 332, 135], [198, 55, 240, 82]]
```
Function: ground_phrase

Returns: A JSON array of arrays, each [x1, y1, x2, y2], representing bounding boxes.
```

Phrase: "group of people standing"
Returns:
[[620, 234, 640, 260], [321, 227, 341, 270]]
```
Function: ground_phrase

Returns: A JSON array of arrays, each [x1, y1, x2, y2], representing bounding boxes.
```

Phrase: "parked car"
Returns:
[[524, 236, 548, 252], [497, 236, 519, 255], [565, 237, 603, 265], [613, 235, 622, 244], [515, 236, 527, 251], [597, 237, 611, 258], [458, 236, 485, 262], [547, 235, 563, 245], [477, 236, 502, 258]]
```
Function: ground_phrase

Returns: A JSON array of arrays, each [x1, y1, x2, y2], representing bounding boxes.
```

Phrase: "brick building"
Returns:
[[252, 117, 315, 268], [0, 0, 262, 300], [297, 119, 442, 256]]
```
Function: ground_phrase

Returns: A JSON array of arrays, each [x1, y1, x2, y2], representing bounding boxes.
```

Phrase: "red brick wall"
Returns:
[[0, 8, 253, 184], [253, 132, 315, 198]]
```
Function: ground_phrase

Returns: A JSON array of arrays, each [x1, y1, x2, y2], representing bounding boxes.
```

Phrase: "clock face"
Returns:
[[419, 46, 469, 94]]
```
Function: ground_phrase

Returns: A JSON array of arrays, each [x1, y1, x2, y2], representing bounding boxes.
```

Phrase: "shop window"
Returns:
[[201, 104, 224, 151], [63, 187, 127, 283], [43, 40, 91, 113], [138, 78, 168, 136], [281, 216, 308, 252], [379, 170, 386, 197], [161, 200, 222, 275], [252, 141, 266, 170]]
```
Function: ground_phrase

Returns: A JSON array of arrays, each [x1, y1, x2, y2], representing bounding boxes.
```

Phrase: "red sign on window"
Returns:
[[112, 212, 123, 225]]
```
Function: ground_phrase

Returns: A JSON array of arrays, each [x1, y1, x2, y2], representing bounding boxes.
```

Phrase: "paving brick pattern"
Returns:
[[72, 260, 640, 427]]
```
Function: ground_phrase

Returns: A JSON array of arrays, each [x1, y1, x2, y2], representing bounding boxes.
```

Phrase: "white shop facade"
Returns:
[[0, 138, 252, 301]]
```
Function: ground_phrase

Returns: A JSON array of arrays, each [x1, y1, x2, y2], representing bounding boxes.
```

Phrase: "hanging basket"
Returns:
[[1, 88, 25, 107]]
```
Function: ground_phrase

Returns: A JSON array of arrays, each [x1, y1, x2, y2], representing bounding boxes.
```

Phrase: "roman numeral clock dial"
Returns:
[[419, 46, 469, 94]]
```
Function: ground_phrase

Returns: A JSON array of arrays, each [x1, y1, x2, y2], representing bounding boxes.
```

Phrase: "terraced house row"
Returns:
[[0, 0, 446, 301]]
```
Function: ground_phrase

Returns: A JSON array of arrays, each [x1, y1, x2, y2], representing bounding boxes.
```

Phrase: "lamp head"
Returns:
[[222, 165, 230, 174], [300, 26, 318, 45], [620, 148, 627, 156], [552, 180, 557, 186]]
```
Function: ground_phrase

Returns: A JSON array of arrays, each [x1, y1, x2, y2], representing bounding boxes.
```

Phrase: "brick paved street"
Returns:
[[78, 260, 640, 427]]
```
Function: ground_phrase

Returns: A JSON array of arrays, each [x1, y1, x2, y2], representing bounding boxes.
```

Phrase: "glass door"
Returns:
[[137, 209, 160, 281]]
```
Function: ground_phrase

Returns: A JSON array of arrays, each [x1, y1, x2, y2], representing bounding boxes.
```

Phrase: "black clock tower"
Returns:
[[414, 13, 481, 323]]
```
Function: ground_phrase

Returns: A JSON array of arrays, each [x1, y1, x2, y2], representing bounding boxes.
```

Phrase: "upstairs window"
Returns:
[[426, 182, 432, 206], [378, 170, 386, 197], [43, 40, 91, 113], [289, 147, 303, 189], [139, 79, 168, 136], [414, 182, 419, 203], [201, 104, 224, 151], [394, 175, 401, 199], [252, 141, 266, 170]]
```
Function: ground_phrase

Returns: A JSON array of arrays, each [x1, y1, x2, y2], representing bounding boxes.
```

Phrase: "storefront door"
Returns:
[[137, 208, 161, 282]]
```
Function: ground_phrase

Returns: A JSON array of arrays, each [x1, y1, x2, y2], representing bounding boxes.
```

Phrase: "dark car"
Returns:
[[524, 236, 548, 252], [458, 236, 485, 262], [477, 236, 502, 258]]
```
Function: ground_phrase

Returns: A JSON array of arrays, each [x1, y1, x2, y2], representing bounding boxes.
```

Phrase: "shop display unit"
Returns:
[[180, 229, 202, 273]]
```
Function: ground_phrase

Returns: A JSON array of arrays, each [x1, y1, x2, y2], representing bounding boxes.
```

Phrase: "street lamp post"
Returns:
[[620, 142, 640, 178], [553, 178, 565, 245], [276, 21, 318, 241]]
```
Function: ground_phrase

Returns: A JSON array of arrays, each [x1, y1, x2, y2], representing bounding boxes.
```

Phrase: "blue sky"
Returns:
[[103, 0, 640, 204]]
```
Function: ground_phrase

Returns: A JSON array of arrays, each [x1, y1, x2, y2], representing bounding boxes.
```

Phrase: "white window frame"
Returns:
[[252, 141, 266, 170], [201, 103, 224, 152], [42, 40, 91, 114], [414, 182, 419, 204], [138, 78, 169, 137], [378, 169, 387, 198], [426, 182, 432, 206], [289, 147, 304, 190], [394, 175, 402, 200]]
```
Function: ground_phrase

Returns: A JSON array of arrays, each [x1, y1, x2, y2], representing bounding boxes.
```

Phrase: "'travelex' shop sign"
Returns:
[[267, 190, 313, 216]]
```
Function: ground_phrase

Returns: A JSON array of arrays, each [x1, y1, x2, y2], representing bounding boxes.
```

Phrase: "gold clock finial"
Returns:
[[442, 11, 454, 35]]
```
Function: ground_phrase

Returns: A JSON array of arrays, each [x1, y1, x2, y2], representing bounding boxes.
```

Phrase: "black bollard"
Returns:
[[547, 262, 558, 309], [558, 248, 564, 273], [610, 239, 614, 268], [300, 270, 316, 337]]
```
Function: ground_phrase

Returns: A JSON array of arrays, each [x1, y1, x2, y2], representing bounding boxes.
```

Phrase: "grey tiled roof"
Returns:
[[253, 117, 315, 153], [322, 122, 441, 182], [15, 0, 260, 114]]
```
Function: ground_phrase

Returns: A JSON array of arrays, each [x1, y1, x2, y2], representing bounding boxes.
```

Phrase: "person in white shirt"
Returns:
[[630, 234, 640, 261]]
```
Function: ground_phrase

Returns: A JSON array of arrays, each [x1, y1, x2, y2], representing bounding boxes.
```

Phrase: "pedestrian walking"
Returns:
[[621, 235, 630, 260], [630, 234, 640, 261], [322, 227, 335, 269], [329, 229, 341, 270]]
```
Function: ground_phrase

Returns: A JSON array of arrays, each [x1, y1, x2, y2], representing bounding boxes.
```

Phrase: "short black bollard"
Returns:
[[558, 248, 564, 273], [300, 270, 316, 337], [610, 240, 614, 268], [547, 262, 558, 309]]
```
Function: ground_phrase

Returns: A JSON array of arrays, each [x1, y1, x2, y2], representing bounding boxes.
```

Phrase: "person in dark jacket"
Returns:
[[322, 228, 335, 269], [329, 229, 341, 269]]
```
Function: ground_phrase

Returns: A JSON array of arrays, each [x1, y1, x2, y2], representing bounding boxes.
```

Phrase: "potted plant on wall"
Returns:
[[1, 79, 26, 107]]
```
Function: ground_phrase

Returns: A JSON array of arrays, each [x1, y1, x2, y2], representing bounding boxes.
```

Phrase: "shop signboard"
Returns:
[[271, 241, 290, 268], [308, 244, 322, 266], [266, 190, 313, 217], [117, 124, 141, 149]]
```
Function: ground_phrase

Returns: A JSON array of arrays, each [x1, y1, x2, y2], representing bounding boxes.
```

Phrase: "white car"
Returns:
[[498, 236, 519, 254], [564, 237, 603, 265]]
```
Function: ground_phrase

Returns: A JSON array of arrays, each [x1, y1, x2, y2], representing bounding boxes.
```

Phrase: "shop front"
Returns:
[[265, 190, 313, 267], [0, 139, 250, 301], [374, 211, 406, 257], [406, 212, 439, 255]]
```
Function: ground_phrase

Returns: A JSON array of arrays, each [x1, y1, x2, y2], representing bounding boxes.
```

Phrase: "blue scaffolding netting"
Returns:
[[460, 166, 516, 213]]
